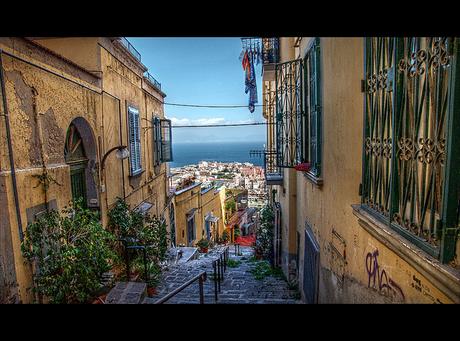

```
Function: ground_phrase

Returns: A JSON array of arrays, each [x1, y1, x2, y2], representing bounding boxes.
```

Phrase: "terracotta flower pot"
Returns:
[[200, 247, 208, 253], [147, 287, 157, 297]]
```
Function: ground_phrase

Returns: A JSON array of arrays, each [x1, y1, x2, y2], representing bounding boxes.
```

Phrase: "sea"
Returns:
[[170, 141, 266, 168]]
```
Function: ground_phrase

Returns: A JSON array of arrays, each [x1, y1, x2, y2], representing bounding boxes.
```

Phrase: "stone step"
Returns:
[[105, 281, 147, 304]]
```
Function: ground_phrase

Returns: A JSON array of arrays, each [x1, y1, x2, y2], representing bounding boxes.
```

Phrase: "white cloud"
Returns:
[[166, 116, 257, 126]]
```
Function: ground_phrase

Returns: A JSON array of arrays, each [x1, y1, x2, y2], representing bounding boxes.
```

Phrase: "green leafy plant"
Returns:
[[249, 260, 273, 280], [107, 198, 169, 286], [21, 199, 116, 303], [253, 204, 274, 260], [196, 238, 209, 250], [226, 259, 241, 268], [221, 230, 229, 243]]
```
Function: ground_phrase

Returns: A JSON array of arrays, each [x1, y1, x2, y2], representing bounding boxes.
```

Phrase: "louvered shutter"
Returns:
[[128, 106, 142, 175], [160, 119, 173, 162], [153, 117, 161, 165]]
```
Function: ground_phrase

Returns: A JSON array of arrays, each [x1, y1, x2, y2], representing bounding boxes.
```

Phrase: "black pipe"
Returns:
[[0, 50, 24, 241]]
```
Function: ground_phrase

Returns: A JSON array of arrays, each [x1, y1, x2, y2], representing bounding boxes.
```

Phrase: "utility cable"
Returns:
[[172, 122, 270, 128], [162, 102, 272, 109]]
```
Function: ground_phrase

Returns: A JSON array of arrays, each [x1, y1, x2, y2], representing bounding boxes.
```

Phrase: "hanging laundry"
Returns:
[[245, 52, 258, 113]]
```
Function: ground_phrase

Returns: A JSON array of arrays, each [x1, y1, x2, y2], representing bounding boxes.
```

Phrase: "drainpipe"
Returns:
[[0, 50, 24, 241]]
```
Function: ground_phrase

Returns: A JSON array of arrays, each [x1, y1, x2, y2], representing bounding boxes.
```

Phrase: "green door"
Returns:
[[70, 164, 87, 207]]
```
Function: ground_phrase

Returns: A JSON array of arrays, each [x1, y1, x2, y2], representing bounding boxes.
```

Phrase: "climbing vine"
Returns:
[[32, 172, 62, 192]]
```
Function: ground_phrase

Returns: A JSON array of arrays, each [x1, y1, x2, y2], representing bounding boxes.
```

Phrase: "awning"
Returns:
[[134, 201, 153, 216], [205, 214, 219, 223]]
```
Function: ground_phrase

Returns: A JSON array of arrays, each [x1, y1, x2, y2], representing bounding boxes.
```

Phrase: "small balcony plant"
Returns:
[[196, 238, 210, 253]]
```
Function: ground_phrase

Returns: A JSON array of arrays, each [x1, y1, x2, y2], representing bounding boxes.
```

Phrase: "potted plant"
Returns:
[[196, 238, 210, 253], [221, 230, 229, 245]]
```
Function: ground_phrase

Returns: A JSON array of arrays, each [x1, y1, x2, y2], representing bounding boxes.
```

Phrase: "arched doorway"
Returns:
[[64, 118, 98, 209]]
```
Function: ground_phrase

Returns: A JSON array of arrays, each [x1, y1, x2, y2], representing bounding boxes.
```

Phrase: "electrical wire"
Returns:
[[162, 102, 271, 108], [172, 122, 269, 128]]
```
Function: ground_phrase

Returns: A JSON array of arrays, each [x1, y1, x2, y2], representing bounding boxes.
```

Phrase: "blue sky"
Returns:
[[129, 37, 265, 143]]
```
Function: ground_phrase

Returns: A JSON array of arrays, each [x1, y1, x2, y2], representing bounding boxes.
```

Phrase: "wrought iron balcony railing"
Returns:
[[144, 71, 161, 91], [250, 149, 283, 185], [262, 38, 280, 64], [120, 37, 141, 62]]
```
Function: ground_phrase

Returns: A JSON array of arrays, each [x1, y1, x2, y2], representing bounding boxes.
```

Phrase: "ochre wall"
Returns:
[[0, 39, 102, 302]]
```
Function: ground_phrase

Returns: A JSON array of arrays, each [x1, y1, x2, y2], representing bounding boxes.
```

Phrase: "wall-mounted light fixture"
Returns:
[[100, 146, 129, 193]]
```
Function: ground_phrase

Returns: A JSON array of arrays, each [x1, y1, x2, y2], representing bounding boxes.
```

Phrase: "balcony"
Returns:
[[262, 38, 279, 64], [119, 37, 142, 62], [144, 71, 162, 91], [250, 149, 283, 186], [262, 38, 279, 81], [264, 150, 283, 186]]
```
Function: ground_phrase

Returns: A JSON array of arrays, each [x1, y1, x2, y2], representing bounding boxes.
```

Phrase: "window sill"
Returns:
[[351, 204, 460, 303], [303, 171, 323, 187], [129, 169, 144, 178]]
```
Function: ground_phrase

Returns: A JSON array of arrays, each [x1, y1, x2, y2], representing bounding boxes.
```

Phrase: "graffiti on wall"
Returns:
[[365, 249, 405, 302]]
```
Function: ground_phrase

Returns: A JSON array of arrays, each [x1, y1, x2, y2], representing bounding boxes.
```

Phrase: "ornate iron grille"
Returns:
[[262, 38, 280, 64], [363, 37, 395, 218], [362, 37, 460, 261], [275, 59, 305, 168], [393, 38, 451, 248]]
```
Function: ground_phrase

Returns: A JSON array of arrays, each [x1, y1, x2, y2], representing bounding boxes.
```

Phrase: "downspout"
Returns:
[[0, 50, 24, 241]]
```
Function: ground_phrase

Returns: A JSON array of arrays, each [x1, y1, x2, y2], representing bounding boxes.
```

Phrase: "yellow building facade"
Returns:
[[172, 183, 225, 247], [262, 37, 460, 303], [0, 37, 172, 303]]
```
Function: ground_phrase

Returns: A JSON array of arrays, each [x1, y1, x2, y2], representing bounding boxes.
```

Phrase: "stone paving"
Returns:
[[143, 245, 301, 304]]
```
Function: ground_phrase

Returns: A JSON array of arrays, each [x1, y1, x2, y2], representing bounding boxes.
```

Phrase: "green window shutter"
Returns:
[[128, 106, 142, 175], [160, 118, 173, 162], [153, 117, 161, 165], [304, 37, 322, 178]]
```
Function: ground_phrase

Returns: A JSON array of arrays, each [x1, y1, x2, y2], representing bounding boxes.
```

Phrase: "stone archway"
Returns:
[[64, 117, 99, 209]]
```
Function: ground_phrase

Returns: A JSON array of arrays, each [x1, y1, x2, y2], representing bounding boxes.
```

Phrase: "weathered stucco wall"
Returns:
[[0, 40, 102, 302], [0, 37, 169, 303]]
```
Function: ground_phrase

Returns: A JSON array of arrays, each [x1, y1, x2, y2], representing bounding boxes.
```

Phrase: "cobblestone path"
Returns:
[[143, 245, 301, 304]]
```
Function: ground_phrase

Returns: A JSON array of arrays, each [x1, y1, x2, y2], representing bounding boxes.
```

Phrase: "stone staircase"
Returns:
[[143, 245, 301, 304]]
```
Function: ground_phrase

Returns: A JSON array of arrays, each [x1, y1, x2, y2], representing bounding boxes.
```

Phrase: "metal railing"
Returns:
[[120, 37, 141, 62], [119, 237, 149, 283], [262, 38, 280, 64], [144, 71, 162, 91], [154, 271, 207, 304], [212, 247, 229, 302]]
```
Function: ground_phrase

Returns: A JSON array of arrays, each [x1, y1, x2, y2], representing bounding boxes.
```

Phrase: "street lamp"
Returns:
[[100, 145, 129, 193]]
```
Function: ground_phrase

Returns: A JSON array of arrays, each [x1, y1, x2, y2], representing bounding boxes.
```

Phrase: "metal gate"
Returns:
[[303, 224, 320, 304]]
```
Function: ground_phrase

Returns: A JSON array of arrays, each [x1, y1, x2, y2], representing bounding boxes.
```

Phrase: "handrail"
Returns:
[[154, 271, 207, 304]]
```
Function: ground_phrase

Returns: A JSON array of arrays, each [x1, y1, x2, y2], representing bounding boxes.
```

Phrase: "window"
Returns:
[[128, 105, 142, 176], [153, 117, 173, 164], [275, 58, 304, 168], [361, 37, 460, 263], [273, 37, 322, 184], [303, 37, 322, 180]]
